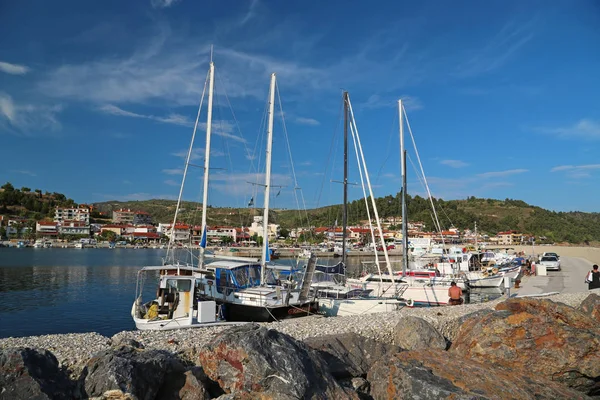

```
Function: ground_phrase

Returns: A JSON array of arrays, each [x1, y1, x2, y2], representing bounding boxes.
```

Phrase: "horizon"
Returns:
[[1, 0, 599, 213]]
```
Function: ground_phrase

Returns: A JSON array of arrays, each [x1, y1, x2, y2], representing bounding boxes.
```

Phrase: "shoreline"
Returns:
[[1, 288, 595, 378]]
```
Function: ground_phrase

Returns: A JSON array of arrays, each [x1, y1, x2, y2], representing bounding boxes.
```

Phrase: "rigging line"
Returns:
[[216, 70, 257, 174], [348, 113, 382, 276], [166, 68, 209, 265], [403, 104, 446, 250], [315, 93, 344, 209], [348, 94, 395, 282], [374, 103, 401, 185], [275, 83, 304, 222], [406, 154, 442, 233]]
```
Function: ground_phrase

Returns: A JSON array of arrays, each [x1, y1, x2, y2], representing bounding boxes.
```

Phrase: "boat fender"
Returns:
[[406, 299, 414, 307], [492, 267, 499, 275]]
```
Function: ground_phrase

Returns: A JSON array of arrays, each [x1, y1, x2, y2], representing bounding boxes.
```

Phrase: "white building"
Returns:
[[36, 221, 59, 236], [207, 227, 237, 242], [158, 223, 190, 242], [54, 207, 90, 224], [58, 221, 90, 235], [247, 216, 280, 239]]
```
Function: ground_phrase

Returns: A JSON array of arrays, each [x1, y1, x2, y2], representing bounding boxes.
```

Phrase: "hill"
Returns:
[[93, 194, 600, 244], [2, 181, 599, 244]]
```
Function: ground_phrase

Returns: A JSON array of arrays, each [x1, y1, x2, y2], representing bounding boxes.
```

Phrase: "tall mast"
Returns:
[[399, 99, 408, 276], [260, 73, 276, 285], [342, 92, 349, 266], [199, 61, 215, 265]]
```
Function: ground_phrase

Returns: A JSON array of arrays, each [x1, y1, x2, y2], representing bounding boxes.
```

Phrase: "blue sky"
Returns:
[[1, 0, 599, 212]]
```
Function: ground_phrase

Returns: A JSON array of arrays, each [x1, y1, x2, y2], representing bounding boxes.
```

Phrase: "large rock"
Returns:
[[393, 316, 447, 350], [198, 324, 356, 399], [0, 347, 75, 400], [303, 332, 401, 379], [81, 343, 211, 400], [367, 349, 590, 400], [578, 293, 600, 323], [451, 297, 600, 396]]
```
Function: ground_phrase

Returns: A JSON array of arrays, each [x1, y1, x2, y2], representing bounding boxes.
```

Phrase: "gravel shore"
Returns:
[[0, 287, 593, 377]]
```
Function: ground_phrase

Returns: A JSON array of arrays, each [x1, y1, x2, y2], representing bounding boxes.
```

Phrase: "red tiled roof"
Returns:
[[38, 222, 57, 226], [133, 232, 160, 238]]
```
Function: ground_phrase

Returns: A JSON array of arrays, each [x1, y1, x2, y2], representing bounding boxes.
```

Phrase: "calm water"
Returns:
[[0, 248, 502, 339]]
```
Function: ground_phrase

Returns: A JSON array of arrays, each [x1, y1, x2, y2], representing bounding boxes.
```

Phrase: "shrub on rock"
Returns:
[[451, 297, 600, 396], [0, 347, 75, 400], [393, 316, 447, 350], [197, 324, 356, 399]]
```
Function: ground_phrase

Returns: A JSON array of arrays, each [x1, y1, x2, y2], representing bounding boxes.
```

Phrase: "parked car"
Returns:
[[542, 252, 559, 259], [539, 255, 561, 271]]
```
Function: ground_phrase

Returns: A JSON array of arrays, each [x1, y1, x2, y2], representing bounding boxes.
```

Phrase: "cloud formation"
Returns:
[[99, 104, 192, 127], [440, 159, 469, 168], [151, 0, 181, 9], [295, 117, 320, 126], [476, 169, 528, 178], [0, 92, 63, 134], [0, 61, 30, 75], [536, 119, 600, 140]]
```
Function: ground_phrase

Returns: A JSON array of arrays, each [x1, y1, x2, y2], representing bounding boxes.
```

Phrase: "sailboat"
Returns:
[[345, 99, 469, 306], [198, 72, 319, 322], [131, 59, 251, 330], [315, 92, 409, 316]]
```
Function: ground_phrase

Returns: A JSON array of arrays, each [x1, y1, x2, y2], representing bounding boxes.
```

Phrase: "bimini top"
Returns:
[[204, 260, 260, 270]]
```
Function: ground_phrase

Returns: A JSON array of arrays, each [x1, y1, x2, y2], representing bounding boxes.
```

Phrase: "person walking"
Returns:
[[586, 264, 600, 290]]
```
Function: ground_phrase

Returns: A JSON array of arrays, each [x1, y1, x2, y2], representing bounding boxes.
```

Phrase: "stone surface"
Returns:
[[451, 297, 600, 396], [367, 349, 590, 400], [197, 324, 356, 399], [0, 347, 75, 400], [303, 332, 401, 379], [578, 293, 600, 323], [393, 316, 447, 350], [81, 344, 195, 400]]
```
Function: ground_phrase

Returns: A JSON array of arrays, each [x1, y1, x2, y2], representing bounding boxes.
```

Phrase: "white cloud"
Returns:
[[536, 119, 600, 140], [550, 164, 600, 179], [454, 17, 535, 78], [151, 0, 181, 8], [171, 148, 225, 160], [164, 179, 180, 186], [440, 159, 469, 168], [0, 92, 63, 134], [99, 104, 192, 126], [11, 169, 37, 176], [0, 61, 30, 75], [163, 168, 183, 175], [361, 94, 423, 111], [476, 169, 528, 178], [295, 117, 320, 126]]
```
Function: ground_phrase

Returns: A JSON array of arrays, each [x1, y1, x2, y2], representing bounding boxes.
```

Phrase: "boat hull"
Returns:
[[221, 301, 319, 322], [318, 298, 407, 317]]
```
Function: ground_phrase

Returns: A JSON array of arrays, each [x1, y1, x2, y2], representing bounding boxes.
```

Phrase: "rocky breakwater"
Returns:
[[0, 292, 599, 399]]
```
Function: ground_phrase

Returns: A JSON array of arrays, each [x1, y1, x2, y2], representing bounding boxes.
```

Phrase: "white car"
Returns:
[[542, 252, 560, 260], [539, 256, 561, 271]]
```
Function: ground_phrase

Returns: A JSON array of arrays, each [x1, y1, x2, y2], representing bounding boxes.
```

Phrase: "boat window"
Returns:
[[233, 267, 250, 287], [166, 279, 191, 292]]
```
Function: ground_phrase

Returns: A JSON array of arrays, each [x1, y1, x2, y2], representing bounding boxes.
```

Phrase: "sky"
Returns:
[[1, 0, 599, 213]]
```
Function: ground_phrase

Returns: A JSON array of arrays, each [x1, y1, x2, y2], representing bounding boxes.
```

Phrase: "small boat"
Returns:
[[132, 265, 244, 330], [74, 242, 83, 249], [318, 297, 410, 317]]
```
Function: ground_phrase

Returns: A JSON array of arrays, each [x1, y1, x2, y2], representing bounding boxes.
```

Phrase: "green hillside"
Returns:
[[2, 181, 599, 244]]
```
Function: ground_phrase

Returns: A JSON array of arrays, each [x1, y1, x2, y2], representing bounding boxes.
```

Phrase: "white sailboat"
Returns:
[[315, 92, 409, 317]]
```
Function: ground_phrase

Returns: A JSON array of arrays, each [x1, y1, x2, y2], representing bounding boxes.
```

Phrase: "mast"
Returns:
[[342, 92, 349, 266], [260, 72, 276, 285], [199, 61, 215, 265], [399, 100, 408, 276]]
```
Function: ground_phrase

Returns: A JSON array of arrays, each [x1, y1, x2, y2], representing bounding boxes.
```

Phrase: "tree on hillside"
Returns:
[[1, 182, 14, 191]]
